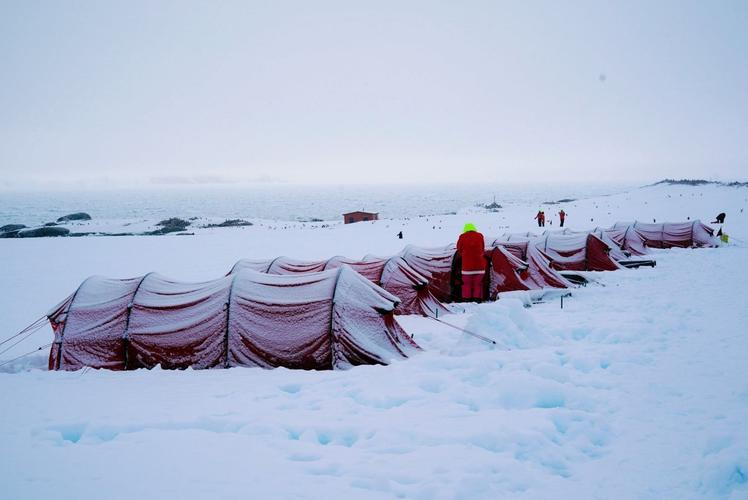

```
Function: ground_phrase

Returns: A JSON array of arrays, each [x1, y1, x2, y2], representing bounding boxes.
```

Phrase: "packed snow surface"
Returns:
[[1, 183, 747, 499]]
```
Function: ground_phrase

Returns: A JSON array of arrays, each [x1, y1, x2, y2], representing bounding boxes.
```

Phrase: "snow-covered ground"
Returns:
[[1, 183, 747, 499]]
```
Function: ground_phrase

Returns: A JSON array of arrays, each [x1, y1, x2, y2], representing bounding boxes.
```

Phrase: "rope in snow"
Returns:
[[0, 343, 52, 369], [0, 316, 47, 348], [0, 320, 48, 357], [428, 317, 510, 349], [422, 303, 507, 348]]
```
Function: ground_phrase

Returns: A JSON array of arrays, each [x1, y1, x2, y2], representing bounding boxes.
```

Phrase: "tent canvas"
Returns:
[[612, 221, 716, 249], [490, 237, 574, 289], [535, 233, 622, 272], [597, 226, 648, 257], [486, 246, 531, 298], [230, 256, 449, 318], [402, 242, 573, 300], [399, 245, 458, 303], [47, 267, 420, 371], [547, 228, 630, 262]]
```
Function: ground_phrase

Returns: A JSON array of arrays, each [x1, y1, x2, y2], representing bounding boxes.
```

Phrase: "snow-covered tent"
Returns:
[[544, 228, 630, 261], [399, 245, 458, 303], [595, 226, 648, 257], [490, 236, 574, 289], [485, 244, 577, 298], [229, 256, 448, 317], [612, 221, 716, 249], [400, 242, 573, 301], [491, 233, 539, 260], [533, 233, 622, 271], [486, 246, 531, 298], [47, 267, 420, 371]]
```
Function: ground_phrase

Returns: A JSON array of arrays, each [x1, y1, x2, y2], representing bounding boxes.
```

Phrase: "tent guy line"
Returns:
[[0, 343, 52, 369], [427, 316, 501, 348], [0, 315, 46, 348]]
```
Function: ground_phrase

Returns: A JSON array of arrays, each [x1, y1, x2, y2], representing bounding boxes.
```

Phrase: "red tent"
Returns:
[[596, 226, 648, 257], [486, 246, 532, 298], [612, 221, 716, 249], [534, 233, 622, 271], [401, 241, 573, 301], [47, 267, 420, 371], [490, 236, 574, 289], [230, 256, 449, 317], [399, 245, 458, 303], [545, 228, 631, 261], [491, 233, 538, 260]]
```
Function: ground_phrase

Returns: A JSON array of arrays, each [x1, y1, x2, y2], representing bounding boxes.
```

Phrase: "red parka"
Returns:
[[456, 230, 486, 272]]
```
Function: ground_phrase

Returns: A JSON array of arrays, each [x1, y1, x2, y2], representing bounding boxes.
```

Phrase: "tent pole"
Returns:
[[54, 276, 94, 370], [266, 256, 283, 273], [584, 235, 589, 271], [122, 273, 153, 371], [322, 256, 334, 271], [223, 273, 240, 369], [328, 267, 345, 369], [661, 223, 665, 249], [691, 220, 695, 247]]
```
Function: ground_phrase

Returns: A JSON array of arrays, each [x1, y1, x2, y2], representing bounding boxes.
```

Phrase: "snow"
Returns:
[[1, 183, 748, 499]]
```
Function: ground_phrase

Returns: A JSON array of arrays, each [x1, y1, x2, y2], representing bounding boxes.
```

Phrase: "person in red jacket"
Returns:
[[559, 209, 566, 227], [534, 210, 546, 227], [456, 223, 486, 302]]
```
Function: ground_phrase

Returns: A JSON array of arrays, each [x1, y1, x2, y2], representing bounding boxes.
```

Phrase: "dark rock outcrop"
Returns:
[[18, 227, 70, 238], [147, 218, 191, 235], [0, 224, 26, 233], [543, 198, 576, 205], [57, 212, 92, 222], [653, 179, 711, 186], [651, 179, 748, 187], [202, 219, 253, 228]]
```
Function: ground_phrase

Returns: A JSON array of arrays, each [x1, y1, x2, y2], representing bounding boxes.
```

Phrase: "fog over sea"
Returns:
[[0, 182, 635, 226]]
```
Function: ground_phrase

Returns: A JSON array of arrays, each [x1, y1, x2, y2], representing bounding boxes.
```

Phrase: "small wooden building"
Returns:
[[343, 211, 379, 224]]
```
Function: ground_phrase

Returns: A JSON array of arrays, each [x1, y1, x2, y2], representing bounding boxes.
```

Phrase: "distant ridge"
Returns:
[[650, 179, 748, 187]]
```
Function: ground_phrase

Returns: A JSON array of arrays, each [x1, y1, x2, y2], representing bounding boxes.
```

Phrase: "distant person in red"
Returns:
[[534, 210, 545, 227], [559, 209, 566, 227], [456, 223, 485, 302]]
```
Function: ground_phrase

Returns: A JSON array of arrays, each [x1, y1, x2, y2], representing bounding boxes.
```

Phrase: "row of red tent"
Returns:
[[46, 220, 716, 372]]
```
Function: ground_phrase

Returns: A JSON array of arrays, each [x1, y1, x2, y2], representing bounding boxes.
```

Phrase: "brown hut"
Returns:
[[343, 211, 379, 224]]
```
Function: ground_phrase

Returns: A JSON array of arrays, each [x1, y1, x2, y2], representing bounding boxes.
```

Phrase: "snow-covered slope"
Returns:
[[1, 183, 747, 499]]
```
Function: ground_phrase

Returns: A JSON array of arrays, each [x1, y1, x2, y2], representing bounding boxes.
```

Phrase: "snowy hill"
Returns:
[[1, 183, 747, 499]]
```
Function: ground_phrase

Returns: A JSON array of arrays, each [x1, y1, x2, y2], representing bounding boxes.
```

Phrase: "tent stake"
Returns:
[[560, 292, 572, 309]]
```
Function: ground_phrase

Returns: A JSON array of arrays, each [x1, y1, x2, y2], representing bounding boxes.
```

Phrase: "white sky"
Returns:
[[1, 0, 746, 188]]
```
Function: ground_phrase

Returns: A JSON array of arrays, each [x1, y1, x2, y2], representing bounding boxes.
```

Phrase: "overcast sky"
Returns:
[[1, 0, 746, 188]]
